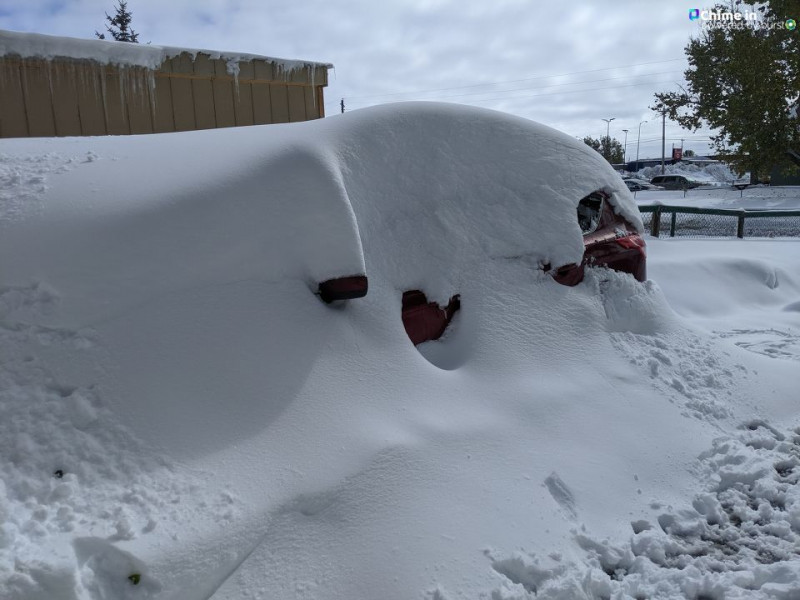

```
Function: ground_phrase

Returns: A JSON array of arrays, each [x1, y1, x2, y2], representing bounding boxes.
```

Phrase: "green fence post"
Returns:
[[651, 206, 661, 237], [737, 211, 745, 238], [670, 211, 677, 237]]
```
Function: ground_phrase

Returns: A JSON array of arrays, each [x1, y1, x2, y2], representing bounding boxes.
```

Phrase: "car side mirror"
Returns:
[[318, 275, 369, 303]]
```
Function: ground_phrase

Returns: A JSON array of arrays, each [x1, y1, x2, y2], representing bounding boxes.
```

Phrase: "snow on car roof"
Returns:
[[0, 102, 641, 319]]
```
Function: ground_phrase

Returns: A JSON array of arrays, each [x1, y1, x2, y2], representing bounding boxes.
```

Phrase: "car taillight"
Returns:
[[615, 234, 646, 259], [615, 234, 645, 251]]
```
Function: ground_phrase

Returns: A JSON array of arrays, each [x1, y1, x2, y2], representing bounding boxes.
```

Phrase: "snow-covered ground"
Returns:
[[1, 103, 799, 600]]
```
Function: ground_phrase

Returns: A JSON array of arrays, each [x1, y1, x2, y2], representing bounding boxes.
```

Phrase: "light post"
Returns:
[[622, 129, 629, 164], [635, 120, 647, 172], [601, 117, 615, 161], [661, 111, 667, 175]]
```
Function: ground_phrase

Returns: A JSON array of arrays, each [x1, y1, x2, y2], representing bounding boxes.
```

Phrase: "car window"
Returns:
[[577, 192, 604, 233]]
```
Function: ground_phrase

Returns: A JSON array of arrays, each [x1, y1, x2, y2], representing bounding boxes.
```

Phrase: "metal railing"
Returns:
[[638, 205, 800, 238]]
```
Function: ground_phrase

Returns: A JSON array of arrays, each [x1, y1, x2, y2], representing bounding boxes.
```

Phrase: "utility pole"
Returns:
[[636, 120, 647, 172], [660, 111, 666, 174], [601, 117, 615, 161], [622, 129, 629, 164]]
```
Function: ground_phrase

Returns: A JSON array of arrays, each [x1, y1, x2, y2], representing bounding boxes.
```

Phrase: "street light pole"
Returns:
[[622, 129, 629, 164], [635, 120, 647, 172], [661, 111, 667, 174], [601, 117, 615, 161]]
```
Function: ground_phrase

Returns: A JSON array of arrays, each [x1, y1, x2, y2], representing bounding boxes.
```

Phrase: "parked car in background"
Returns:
[[624, 178, 663, 191], [650, 175, 702, 190], [547, 191, 646, 287]]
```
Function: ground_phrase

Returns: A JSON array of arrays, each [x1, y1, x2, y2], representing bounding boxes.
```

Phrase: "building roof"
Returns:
[[0, 29, 333, 77]]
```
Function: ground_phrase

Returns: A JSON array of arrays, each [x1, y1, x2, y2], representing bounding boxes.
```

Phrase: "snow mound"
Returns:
[[1, 102, 639, 326], [1, 102, 794, 599]]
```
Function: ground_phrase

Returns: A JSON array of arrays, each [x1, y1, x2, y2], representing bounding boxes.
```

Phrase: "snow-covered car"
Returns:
[[0, 103, 655, 598]]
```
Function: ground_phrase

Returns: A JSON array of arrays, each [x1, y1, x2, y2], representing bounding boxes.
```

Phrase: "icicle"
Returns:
[[119, 65, 126, 123], [99, 64, 109, 133], [310, 65, 317, 109], [45, 60, 57, 135], [226, 57, 240, 99], [147, 69, 156, 116]]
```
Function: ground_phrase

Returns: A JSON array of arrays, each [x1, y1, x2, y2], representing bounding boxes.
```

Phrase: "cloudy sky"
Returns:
[[0, 0, 727, 159]]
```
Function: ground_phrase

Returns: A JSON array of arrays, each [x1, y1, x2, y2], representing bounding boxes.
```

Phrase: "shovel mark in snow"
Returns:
[[544, 472, 577, 520]]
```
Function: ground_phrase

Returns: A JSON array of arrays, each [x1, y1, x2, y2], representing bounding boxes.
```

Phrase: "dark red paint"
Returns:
[[318, 275, 369, 303], [552, 192, 646, 286], [401, 290, 461, 346]]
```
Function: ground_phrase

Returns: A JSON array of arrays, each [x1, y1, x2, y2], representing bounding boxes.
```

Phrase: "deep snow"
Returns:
[[0, 103, 798, 600]]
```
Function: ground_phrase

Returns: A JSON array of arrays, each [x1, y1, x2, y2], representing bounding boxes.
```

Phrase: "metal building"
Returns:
[[0, 30, 331, 138]]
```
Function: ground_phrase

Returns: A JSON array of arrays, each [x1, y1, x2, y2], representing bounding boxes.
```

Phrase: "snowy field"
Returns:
[[1, 103, 799, 600]]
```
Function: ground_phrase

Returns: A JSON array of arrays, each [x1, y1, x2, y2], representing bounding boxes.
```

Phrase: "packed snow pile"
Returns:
[[636, 161, 746, 186], [0, 103, 798, 600]]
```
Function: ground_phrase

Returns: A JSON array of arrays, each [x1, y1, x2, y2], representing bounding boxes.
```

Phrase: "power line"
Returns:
[[332, 57, 686, 104], [327, 77, 687, 112], [341, 70, 683, 107], [353, 78, 684, 108]]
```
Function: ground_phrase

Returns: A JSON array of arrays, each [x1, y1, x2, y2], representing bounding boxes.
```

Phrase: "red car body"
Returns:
[[551, 191, 646, 286], [401, 291, 461, 346]]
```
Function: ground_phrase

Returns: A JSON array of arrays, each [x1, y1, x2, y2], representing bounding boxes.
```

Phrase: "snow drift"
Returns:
[[1, 103, 798, 600]]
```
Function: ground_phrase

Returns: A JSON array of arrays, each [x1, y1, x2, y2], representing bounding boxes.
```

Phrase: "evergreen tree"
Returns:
[[96, 1, 140, 43], [653, 1, 799, 178], [583, 135, 624, 164]]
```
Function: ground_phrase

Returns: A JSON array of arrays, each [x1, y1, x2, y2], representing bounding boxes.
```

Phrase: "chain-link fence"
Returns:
[[639, 205, 800, 238]]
